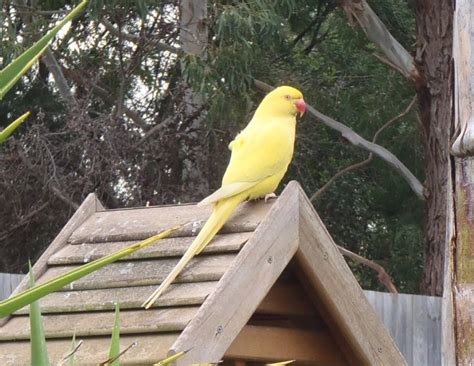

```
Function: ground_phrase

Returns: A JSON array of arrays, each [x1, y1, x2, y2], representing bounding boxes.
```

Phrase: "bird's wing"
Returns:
[[198, 180, 262, 206], [199, 120, 295, 206]]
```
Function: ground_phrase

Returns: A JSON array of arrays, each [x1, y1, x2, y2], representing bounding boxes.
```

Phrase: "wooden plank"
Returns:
[[0, 333, 178, 365], [451, 1, 474, 364], [37, 254, 235, 290], [15, 282, 217, 314], [48, 232, 250, 265], [296, 183, 407, 366], [256, 281, 316, 317], [0, 273, 24, 301], [0, 307, 198, 340], [364, 290, 442, 366], [225, 325, 347, 365], [68, 200, 273, 244], [170, 181, 300, 365], [426, 295, 442, 366]]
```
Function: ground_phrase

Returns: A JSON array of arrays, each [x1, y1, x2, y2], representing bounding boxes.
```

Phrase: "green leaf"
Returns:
[[68, 334, 78, 366], [108, 303, 121, 366], [0, 111, 30, 144], [0, 226, 179, 318], [29, 261, 51, 366], [0, 0, 89, 100]]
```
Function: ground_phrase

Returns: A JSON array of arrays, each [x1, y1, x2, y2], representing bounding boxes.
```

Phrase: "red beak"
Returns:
[[295, 98, 306, 117]]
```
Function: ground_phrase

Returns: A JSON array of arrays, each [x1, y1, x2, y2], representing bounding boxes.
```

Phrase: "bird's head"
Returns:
[[256, 86, 306, 118]]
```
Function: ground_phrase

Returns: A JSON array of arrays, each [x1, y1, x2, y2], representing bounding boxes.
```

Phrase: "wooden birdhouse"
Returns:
[[0, 181, 406, 365]]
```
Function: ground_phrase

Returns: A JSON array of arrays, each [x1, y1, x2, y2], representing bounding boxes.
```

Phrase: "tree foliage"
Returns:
[[0, 0, 423, 293]]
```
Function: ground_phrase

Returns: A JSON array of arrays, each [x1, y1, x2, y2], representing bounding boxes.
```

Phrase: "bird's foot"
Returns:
[[264, 192, 277, 203]]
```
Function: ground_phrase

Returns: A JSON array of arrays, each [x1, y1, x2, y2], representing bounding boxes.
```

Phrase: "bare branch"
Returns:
[[101, 18, 182, 55], [254, 80, 424, 200], [337, 244, 398, 293], [41, 49, 78, 109], [310, 157, 372, 202], [340, 0, 421, 83]]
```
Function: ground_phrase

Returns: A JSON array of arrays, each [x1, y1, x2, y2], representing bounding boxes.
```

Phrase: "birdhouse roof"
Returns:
[[0, 181, 406, 365]]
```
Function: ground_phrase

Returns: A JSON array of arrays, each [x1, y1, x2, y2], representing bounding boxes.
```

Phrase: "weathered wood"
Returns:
[[15, 282, 217, 314], [451, 0, 474, 156], [170, 182, 300, 365], [38, 254, 235, 290], [449, 1, 474, 364], [48, 232, 250, 265], [0, 333, 178, 365], [0, 307, 198, 340], [0, 273, 24, 301], [225, 325, 347, 365], [296, 186, 407, 365], [256, 281, 316, 317], [365, 290, 441, 366], [11, 193, 101, 297], [68, 200, 272, 244], [340, 0, 419, 82]]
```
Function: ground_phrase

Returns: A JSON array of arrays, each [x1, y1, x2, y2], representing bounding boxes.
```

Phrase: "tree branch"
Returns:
[[310, 95, 418, 201], [340, 0, 422, 84], [101, 18, 182, 55], [41, 49, 78, 109], [254, 80, 424, 200], [337, 245, 398, 293]]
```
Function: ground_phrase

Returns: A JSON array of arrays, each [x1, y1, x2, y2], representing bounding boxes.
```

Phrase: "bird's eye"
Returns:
[[285, 95, 292, 100]]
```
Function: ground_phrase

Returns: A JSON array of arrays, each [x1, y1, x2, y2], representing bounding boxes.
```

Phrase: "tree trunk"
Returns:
[[415, 0, 453, 296], [178, 0, 210, 202]]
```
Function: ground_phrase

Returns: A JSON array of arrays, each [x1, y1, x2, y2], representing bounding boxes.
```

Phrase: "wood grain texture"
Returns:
[[0, 307, 197, 340], [365, 290, 441, 366], [38, 253, 235, 290], [0, 333, 178, 365], [48, 232, 250, 265], [170, 181, 300, 365], [10, 193, 102, 297], [257, 281, 316, 317], [68, 200, 272, 243], [0, 274, 24, 301], [296, 185, 407, 366], [15, 282, 217, 314], [226, 325, 347, 365]]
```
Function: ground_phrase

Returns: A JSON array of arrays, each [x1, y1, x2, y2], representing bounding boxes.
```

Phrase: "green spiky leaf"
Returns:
[[29, 261, 51, 366], [0, 0, 89, 100], [0, 111, 30, 144], [108, 303, 121, 366]]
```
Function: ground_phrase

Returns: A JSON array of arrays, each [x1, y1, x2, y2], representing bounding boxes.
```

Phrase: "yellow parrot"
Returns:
[[142, 86, 305, 309]]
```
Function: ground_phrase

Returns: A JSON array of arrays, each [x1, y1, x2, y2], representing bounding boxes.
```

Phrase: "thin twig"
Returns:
[[57, 339, 84, 366], [310, 95, 417, 201], [310, 157, 372, 201], [254, 80, 424, 200], [337, 245, 398, 293]]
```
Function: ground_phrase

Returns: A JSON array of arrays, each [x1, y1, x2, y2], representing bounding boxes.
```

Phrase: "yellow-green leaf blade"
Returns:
[[0, 0, 89, 100], [0, 111, 30, 144], [0, 226, 179, 318], [29, 262, 51, 366]]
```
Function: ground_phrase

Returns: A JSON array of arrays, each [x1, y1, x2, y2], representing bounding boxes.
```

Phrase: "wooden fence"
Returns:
[[0, 273, 24, 301], [0, 274, 441, 365], [365, 290, 442, 366]]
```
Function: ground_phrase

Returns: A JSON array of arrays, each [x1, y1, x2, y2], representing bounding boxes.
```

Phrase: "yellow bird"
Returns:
[[143, 86, 305, 309]]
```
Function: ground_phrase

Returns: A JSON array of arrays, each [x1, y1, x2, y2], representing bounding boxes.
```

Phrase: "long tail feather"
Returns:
[[142, 196, 242, 309]]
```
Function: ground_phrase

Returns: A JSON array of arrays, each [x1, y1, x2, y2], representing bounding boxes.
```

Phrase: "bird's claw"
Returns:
[[264, 193, 277, 203]]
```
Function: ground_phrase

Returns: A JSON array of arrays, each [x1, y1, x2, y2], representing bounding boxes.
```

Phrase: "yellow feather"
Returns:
[[142, 86, 304, 309]]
